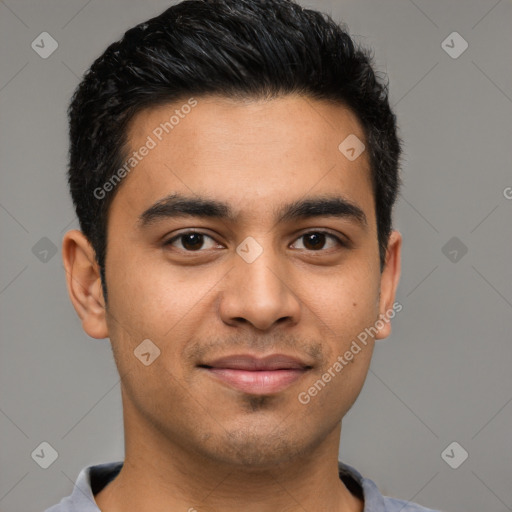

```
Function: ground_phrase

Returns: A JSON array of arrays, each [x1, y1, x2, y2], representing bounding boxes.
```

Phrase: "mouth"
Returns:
[[198, 354, 313, 395]]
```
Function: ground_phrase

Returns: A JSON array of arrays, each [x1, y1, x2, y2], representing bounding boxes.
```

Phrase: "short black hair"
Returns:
[[67, 0, 402, 302]]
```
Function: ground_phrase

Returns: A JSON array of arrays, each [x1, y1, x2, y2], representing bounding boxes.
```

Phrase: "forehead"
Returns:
[[111, 94, 375, 229]]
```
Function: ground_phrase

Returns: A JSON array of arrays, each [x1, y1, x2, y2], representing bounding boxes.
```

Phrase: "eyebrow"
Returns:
[[137, 193, 368, 230]]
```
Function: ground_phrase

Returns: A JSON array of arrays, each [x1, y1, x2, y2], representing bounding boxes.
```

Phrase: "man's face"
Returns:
[[90, 95, 400, 467]]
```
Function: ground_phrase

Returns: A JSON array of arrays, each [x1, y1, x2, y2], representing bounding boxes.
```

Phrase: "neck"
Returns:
[[95, 398, 363, 512]]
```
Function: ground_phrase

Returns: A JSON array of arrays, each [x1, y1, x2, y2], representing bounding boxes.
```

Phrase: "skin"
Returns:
[[62, 94, 401, 512]]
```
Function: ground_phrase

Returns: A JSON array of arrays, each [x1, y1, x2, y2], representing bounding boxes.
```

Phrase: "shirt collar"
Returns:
[[61, 459, 387, 511]]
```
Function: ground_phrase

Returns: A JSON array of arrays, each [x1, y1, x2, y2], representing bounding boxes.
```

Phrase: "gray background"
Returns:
[[1, 0, 511, 511]]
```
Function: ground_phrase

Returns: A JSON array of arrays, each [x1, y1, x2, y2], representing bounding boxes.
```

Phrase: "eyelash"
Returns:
[[163, 230, 347, 253]]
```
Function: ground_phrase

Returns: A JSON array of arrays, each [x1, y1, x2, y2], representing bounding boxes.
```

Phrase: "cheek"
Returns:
[[299, 263, 380, 329], [297, 339, 374, 421], [105, 252, 233, 374], [105, 251, 192, 337], [296, 264, 380, 392]]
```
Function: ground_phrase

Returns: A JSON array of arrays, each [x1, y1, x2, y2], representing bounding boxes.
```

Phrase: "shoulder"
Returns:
[[338, 460, 442, 512], [44, 495, 74, 512], [43, 461, 123, 512], [382, 495, 442, 511]]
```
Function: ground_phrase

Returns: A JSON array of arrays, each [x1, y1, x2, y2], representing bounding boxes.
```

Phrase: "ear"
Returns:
[[375, 230, 402, 340], [62, 230, 109, 339]]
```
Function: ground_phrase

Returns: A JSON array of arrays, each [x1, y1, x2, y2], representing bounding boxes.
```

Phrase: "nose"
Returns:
[[218, 247, 302, 332]]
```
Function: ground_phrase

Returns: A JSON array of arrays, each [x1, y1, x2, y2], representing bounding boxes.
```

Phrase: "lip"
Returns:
[[199, 354, 312, 395]]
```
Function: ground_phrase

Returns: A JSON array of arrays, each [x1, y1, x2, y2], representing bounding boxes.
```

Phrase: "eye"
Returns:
[[290, 231, 345, 251], [164, 231, 220, 251], [164, 230, 346, 253]]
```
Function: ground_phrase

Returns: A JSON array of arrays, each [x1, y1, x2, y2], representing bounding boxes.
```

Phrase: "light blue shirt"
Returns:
[[45, 460, 441, 511]]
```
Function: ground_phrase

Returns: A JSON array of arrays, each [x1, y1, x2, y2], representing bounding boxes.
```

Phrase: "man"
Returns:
[[49, 0, 440, 510]]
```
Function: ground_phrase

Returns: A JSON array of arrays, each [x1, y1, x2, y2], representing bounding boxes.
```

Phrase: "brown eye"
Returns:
[[291, 231, 344, 251], [165, 232, 218, 251]]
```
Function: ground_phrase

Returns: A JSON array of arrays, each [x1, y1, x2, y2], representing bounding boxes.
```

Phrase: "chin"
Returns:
[[197, 423, 316, 469]]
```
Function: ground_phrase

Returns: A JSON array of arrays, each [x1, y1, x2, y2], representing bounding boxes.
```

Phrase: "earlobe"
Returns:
[[62, 230, 109, 339], [375, 230, 402, 340]]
